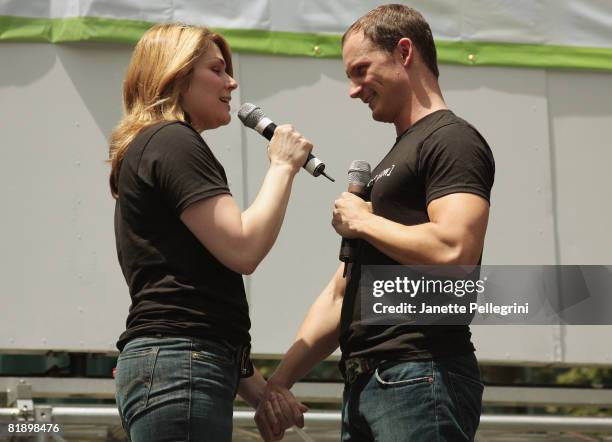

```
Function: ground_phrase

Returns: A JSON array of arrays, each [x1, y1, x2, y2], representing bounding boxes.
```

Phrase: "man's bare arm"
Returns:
[[333, 192, 489, 266], [269, 263, 346, 389]]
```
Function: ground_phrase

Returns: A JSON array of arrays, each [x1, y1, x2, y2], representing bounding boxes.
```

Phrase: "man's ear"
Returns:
[[396, 38, 413, 66]]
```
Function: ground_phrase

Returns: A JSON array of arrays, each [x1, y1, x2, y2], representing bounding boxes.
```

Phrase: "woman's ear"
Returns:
[[178, 75, 191, 95]]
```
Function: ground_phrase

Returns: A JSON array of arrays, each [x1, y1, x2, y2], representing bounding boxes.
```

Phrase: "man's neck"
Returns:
[[394, 80, 447, 136]]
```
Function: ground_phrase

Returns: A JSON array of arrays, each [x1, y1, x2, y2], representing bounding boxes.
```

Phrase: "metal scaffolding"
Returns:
[[2, 378, 612, 441]]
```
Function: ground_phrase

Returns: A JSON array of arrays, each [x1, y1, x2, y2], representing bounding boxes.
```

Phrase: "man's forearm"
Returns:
[[270, 325, 339, 389], [354, 194, 489, 266], [358, 214, 460, 265], [270, 265, 345, 389], [238, 368, 267, 408]]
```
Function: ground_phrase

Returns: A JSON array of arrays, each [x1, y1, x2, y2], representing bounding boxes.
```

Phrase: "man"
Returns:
[[255, 4, 494, 441]]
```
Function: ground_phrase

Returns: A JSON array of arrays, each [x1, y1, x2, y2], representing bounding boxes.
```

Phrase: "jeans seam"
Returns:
[[349, 380, 372, 441], [448, 371, 482, 439], [143, 348, 160, 409], [234, 354, 241, 398], [433, 360, 440, 442], [115, 391, 131, 442], [188, 340, 192, 442], [448, 372, 466, 435]]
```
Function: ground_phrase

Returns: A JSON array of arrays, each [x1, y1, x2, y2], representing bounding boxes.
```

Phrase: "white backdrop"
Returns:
[[3, 0, 612, 48], [0, 42, 611, 365]]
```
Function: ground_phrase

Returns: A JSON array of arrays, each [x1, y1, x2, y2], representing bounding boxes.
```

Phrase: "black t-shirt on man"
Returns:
[[340, 110, 495, 362], [114, 121, 250, 351]]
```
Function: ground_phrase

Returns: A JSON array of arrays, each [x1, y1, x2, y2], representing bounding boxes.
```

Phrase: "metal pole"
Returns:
[[2, 408, 612, 433], [479, 415, 612, 433], [34, 432, 48, 442]]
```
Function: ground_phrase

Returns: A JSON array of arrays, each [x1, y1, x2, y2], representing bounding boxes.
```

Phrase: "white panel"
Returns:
[[0, 43, 132, 352], [236, 53, 393, 355], [0, 42, 610, 367], [472, 326, 558, 365], [441, 65, 556, 265], [563, 326, 612, 365], [548, 70, 612, 265], [548, 69, 612, 366]]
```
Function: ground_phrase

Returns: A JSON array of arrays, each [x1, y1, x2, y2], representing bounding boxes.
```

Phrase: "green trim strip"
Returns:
[[0, 15, 151, 44], [436, 40, 612, 71], [2, 15, 612, 71]]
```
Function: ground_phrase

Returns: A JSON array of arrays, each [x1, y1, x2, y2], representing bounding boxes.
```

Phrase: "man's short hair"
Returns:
[[343, 4, 440, 78]]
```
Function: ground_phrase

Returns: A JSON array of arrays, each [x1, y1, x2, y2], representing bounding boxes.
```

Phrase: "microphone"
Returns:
[[237, 103, 334, 182], [339, 160, 371, 277]]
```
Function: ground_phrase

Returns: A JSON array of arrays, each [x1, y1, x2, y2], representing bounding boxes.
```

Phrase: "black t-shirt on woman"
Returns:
[[114, 121, 250, 351], [340, 110, 495, 362]]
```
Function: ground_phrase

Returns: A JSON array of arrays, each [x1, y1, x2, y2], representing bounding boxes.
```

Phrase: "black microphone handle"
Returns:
[[340, 236, 359, 278], [261, 121, 276, 140], [339, 237, 357, 263], [260, 121, 325, 177]]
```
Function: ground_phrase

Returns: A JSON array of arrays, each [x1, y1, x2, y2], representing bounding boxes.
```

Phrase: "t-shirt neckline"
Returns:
[[395, 109, 452, 143]]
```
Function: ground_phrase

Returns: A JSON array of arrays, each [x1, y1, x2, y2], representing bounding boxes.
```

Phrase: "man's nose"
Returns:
[[349, 82, 362, 99]]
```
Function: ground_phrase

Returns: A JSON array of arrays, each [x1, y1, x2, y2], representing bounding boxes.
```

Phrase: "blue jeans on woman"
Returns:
[[341, 353, 484, 441], [114, 336, 241, 442]]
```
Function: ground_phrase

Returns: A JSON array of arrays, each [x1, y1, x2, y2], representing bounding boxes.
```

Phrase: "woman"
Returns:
[[109, 23, 310, 441]]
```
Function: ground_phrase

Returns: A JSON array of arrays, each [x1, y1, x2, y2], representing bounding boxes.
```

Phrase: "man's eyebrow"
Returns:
[[345, 61, 358, 78], [346, 62, 365, 78]]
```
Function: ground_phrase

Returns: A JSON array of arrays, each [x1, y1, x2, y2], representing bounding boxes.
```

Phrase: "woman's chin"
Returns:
[[220, 113, 232, 126]]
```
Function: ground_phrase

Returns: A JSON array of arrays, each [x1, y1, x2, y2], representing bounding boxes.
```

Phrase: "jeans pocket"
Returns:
[[448, 371, 484, 439], [115, 347, 159, 426], [374, 360, 434, 387]]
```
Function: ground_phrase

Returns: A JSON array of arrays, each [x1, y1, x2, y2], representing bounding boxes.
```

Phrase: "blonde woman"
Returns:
[[110, 23, 309, 441]]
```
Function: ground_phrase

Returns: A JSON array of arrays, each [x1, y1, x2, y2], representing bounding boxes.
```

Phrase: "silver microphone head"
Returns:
[[348, 160, 371, 186], [238, 103, 265, 129]]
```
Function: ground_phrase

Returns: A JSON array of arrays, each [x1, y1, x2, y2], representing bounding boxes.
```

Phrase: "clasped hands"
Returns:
[[254, 380, 308, 441]]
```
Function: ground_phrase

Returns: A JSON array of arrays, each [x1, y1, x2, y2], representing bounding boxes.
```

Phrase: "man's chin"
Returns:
[[371, 109, 390, 123]]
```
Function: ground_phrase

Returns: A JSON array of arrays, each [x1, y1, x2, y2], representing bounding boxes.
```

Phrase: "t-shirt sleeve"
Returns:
[[419, 123, 495, 206], [138, 123, 231, 214]]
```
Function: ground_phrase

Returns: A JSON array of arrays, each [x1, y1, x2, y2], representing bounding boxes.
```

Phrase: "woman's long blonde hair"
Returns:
[[108, 23, 233, 198]]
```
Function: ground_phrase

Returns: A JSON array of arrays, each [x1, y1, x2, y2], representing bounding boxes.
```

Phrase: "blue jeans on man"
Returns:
[[341, 352, 483, 441]]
